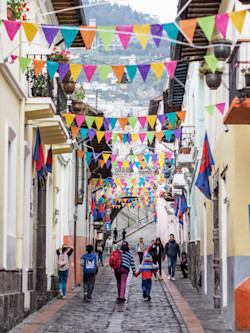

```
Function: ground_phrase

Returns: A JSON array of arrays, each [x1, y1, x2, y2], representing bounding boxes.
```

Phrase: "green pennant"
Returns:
[[93, 178, 98, 185], [18, 56, 32, 73], [97, 65, 111, 82], [205, 105, 216, 117], [85, 116, 95, 129], [118, 205, 121, 209], [146, 132, 155, 144], [128, 117, 137, 129], [112, 133, 118, 143], [97, 26, 116, 51], [197, 16, 215, 42], [129, 155, 136, 163], [148, 160, 153, 169], [204, 55, 218, 74], [111, 161, 117, 168], [156, 174, 161, 181], [0, 20, 2, 25]]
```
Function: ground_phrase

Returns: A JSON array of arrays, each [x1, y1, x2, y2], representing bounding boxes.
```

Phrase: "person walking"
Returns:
[[113, 227, 118, 241], [149, 237, 164, 280], [114, 241, 136, 302], [122, 229, 126, 241], [80, 244, 98, 301], [154, 211, 157, 223], [135, 254, 158, 301], [105, 235, 113, 255], [56, 244, 74, 299], [136, 237, 145, 265], [95, 238, 104, 266], [180, 252, 188, 279], [163, 234, 180, 281]]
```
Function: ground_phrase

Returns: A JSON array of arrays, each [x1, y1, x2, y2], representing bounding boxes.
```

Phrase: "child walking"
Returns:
[[80, 245, 98, 301], [135, 254, 158, 301]]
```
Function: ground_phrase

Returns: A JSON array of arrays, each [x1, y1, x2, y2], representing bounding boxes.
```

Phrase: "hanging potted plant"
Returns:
[[241, 66, 250, 87], [182, 131, 195, 154], [212, 38, 231, 61], [7, 0, 29, 21], [26, 68, 47, 97], [64, 79, 75, 94], [199, 65, 224, 90], [71, 84, 86, 113], [51, 47, 71, 82]]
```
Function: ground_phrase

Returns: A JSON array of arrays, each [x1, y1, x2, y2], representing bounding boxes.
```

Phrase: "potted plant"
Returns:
[[199, 65, 224, 90], [26, 68, 47, 97], [182, 131, 195, 154], [212, 38, 231, 61], [71, 84, 86, 112], [7, 0, 29, 21], [241, 67, 250, 87]]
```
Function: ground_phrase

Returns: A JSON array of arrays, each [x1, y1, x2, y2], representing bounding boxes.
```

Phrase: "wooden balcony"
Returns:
[[223, 97, 250, 125]]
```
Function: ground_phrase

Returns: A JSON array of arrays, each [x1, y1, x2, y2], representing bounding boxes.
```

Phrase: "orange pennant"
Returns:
[[177, 111, 187, 123], [111, 65, 125, 82], [118, 133, 123, 142], [79, 26, 97, 50], [179, 18, 197, 43], [137, 154, 144, 163], [33, 59, 46, 78], [118, 117, 128, 131], [71, 126, 80, 139], [77, 150, 85, 160], [140, 161, 147, 169], [99, 160, 105, 168], [155, 131, 164, 143], [99, 178, 104, 185]]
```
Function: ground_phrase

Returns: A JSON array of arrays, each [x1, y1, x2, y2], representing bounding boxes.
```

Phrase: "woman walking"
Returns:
[[151, 237, 164, 280], [114, 241, 136, 302], [56, 244, 74, 298], [136, 237, 144, 265]]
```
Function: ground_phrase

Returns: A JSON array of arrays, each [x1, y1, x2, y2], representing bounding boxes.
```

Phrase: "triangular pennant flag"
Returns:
[[118, 161, 123, 169], [123, 161, 129, 170], [116, 25, 133, 50], [158, 153, 165, 161], [140, 161, 147, 169], [112, 133, 118, 143], [94, 117, 103, 130], [106, 160, 111, 169], [131, 133, 139, 144], [167, 112, 176, 126], [144, 154, 151, 163], [146, 132, 155, 144], [88, 130, 96, 142], [3, 20, 21, 41], [153, 161, 158, 169], [33, 59, 46, 78], [103, 118, 110, 130], [118, 117, 128, 131], [164, 130, 173, 142], [97, 65, 111, 82], [215, 13, 229, 39], [204, 55, 218, 74], [157, 114, 166, 126], [59, 63, 70, 81], [216, 103, 226, 115], [176, 111, 186, 123], [105, 132, 112, 143], [151, 62, 164, 80], [178, 18, 197, 43], [155, 131, 164, 143], [111, 161, 117, 168], [205, 105, 215, 117], [147, 115, 157, 129], [123, 133, 127, 144], [129, 155, 136, 163], [96, 131, 105, 143], [85, 116, 95, 129], [65, 113, 75, 127], [166, 152, 173, 161], [22, 22, 39, 42], [83, 65, 97, 82], [138, 116, 147, 129], [137, 154, 144, 163], [111, 65, 125, 83], [77, 150, 85, 160], [75, 115, 85, 128], [165, 60, 178, 79], [128, 117, 137, 129], [98, 26, 116, 51], [133, 24, 151, 49], [111, 154, 117, 162], [197, 16, 215, 42], [61, 26, 79, 48], [70, 64, 82, 82], [110, 118, 118, 130], [80, 128, 88, 140], [163, 22, 179, 45], [42, 25, 59, 47], [228, 10, 247, 34], [139, 133, 146, 144], [151, 24, 163, 47], [138, 64, 151, 82], [18, 56, 32, 73], [71, 126, 80, 139], [99, 160, 105, 169], [118, 133, 123, 143], [93, 153, 100, 163], [126, 65, 137, 82], [47, 61, 59, 79], [173, 129, 182, 140], [102, 153, 110, 163], [79, 26, 97, 50]]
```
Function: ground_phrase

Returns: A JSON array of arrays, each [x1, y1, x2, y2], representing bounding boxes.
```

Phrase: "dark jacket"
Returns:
[[149, 246, 157, 260], [163, 240, 180, 259], [80, 253, 98, 274], [95, 240, 104, 253], [155, 243, 164, 258]]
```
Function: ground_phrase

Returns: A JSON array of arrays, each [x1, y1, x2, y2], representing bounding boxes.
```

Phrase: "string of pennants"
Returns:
[[1, 10, 248, 50], [108, 196, 159, 209], [89, 175, 165, 187], [65, 111, 186, 130], [205, 103, 226, 117]]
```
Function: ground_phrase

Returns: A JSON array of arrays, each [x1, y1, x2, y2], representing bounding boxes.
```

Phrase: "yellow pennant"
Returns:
[[95, 117, 104, 130], [22, 22, 39, 42], [147, 115, 157, 129], [70, 64, 82, 82], [102, 153, 110, 163], [114, 179, 120, 185], [65, 114, 75, 127], [96, 131, 105, 143], [123, 161, 129, 170], [150, 62, 164, 80], [158, 159, 164, 168], [158, 153, 165, 160], [133, 25, 151, 49], [131, 133, 139, 144], [229, 10, 247, 34]]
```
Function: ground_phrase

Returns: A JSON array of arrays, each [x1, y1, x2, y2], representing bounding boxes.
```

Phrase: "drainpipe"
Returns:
[[52, 160, 57, 275]]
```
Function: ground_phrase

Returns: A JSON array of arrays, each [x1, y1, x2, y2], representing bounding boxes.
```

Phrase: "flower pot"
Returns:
[[63, 71, 71, 82], [7, 6, 15, 20], [63, 81, 75, 94], [245, 74, 250, 87], [182, 147, 191, 154], [239, 0, 250, 4], [52, 57, 69, 64], [205, 72, 222, 90], [72, 101, 83, 112], [31, 86, 43, 97], [213, 41, 231, 61]]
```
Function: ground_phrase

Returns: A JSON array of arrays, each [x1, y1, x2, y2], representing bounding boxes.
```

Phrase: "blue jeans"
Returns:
[[98, 252, 104, 265], [142, 279, 152, 297], [58, 270, 68, 296], [168, 257, 176, 277]]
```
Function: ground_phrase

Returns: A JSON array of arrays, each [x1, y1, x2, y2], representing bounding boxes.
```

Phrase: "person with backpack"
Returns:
[[80, 244, 98, 301], [110, 241, 136, 302], [56, 244, 74, 299], [135, 237, 144, 264], [95, 238, 104, 266]]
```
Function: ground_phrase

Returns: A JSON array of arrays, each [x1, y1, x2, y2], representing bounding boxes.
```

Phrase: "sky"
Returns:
[[111, 0, 179, 23]]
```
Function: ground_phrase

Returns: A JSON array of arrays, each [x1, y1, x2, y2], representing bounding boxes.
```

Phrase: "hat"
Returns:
[[144, 254, 152, 262]]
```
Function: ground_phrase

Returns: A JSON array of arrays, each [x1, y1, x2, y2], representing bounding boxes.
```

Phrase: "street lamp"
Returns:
[[117, 72, 131, 90]]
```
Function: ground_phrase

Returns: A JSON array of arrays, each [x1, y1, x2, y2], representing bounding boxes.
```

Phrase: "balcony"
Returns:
[[172, 172, 187, 198]]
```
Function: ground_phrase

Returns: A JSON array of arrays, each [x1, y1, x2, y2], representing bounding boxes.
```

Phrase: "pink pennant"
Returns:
[[166, 152, 173, 160], [121, 179, 125, 185], [110, 154, 117, 162], [138, 116, 147, 129], [83, 65, 97, 82], [139, 133, 146, 144], [153, 161, 158, 168], [75, 115, 85, 128], [105, 132, 112, 143], [3, 20, 21, 41], [164, 60, 178, 79], [11, 54, 18, 61], [215, 13, 229, 39], [118, 161, 123, 169], [116, 25, 133, 50], [216, 103, 226, 115]]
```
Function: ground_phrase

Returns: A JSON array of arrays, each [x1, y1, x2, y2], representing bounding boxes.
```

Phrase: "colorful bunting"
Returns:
[[85, 116, 95, 129], [197, 16, 215, 42], [165, 60, 178, 79], [151, 62, 164, 80], [80, 26, 97, 50], [83, 65, 97, 82], [147, 115, 157, 129], [163, 22, 179, 45], [118, 117, 128, 131], [65, 113, 75, 127], [18, 56, 32, 73], [126, 65, 137, 82], [138, 64, 151, 82], [77, 150, 85, 160], [94, 117, 104, 130], [228, 10, 246, 34], [97, 65, 111, 83], [3, 20, 21, 41], [215, 14, 229, 39], [42, 25, 59, 47], [69, 64, 82, 82], [75, 115, 85, 128], [88, 130, 96, 142], [151, 24, 163, 47], [80, 128, 88, 140], [133, 24, 151, 49], [33, 59, 46, 78], [61, 25, 79, 48], [216, 103, 226, 115], [22, 22, 39, 42], [116, 25, 133, 50], [98, 26, 115, 51], [112, 65, 125, 83], [96, 131, 105, 143], [59, 63, 70, 81], [71, 126, 80, 139], [178, 18, 197, 43]]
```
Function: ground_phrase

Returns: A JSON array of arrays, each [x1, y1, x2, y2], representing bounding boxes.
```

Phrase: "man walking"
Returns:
[[105, 235, 113, 255], [122, 229, 126, 241], [163, 234, 180, 281], [113, 227, 118, 241]]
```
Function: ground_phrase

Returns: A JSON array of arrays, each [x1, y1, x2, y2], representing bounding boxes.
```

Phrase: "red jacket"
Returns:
[[135, 261, 158, 279]]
